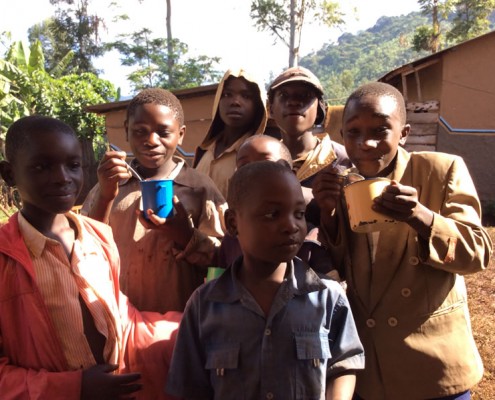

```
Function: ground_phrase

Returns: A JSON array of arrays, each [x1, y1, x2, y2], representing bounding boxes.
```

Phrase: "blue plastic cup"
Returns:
[[140, 179, 174, 219]]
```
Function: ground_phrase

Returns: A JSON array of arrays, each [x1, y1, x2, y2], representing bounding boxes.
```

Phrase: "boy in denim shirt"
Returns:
[[167, 161, 364, 399]]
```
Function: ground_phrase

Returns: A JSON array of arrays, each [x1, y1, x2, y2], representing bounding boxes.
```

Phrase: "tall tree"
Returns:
[[447, 0, 495, 42], [250, 0, 345, 67], [28, 0, 107, 73], [1, 37, 116, 199], [166, 0, 174, 87], [108, 30, 221, 92], [413, 0, 454, 53]]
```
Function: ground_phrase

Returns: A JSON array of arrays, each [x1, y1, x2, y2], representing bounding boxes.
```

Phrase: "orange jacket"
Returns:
[[0, 213, 181, 400]]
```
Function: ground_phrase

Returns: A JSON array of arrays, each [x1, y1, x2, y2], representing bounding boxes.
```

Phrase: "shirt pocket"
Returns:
[[294, 332, 331, 400], [205, 343, 244, 400]]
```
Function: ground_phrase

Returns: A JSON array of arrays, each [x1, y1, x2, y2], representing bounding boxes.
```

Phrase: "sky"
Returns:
[[1, 0, 420, 97]]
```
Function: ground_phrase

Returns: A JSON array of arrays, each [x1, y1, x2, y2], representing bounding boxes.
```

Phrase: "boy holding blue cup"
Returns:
[[82, 88, 226, 315]]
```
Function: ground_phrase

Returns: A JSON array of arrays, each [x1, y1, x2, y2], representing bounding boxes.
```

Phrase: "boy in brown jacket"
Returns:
[[313, 82, 492, 399]]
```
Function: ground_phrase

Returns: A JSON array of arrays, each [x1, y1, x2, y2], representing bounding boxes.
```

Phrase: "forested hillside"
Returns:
[[301, 11, 430, 104], [302, 9, 495, 105]]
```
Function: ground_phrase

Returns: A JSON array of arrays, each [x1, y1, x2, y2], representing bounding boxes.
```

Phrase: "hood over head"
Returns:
[[200, 68, 268, 148]]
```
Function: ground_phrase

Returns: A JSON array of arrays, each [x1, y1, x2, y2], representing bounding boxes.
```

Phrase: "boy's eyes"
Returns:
[[263, 211, 277, 219], [32, 162, 81, 171], [263, 210, 306, 219], [276, 91, 315, 102], [294, 210, 305, 219], [344, 126, 390, 137], [222, 91, 253, 100], [69, 162, 82, 170], [132, 128, 171, 138], [132, 128, 147, 136]]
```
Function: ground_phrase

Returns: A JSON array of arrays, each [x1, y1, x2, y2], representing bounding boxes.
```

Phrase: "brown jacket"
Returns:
[[321, 147, 492, 399], [82, 160, 226, 313]]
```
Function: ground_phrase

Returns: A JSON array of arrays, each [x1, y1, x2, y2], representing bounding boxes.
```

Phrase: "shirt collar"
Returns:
[[18, 212, 82, 259], [206, 257, 327, 304]]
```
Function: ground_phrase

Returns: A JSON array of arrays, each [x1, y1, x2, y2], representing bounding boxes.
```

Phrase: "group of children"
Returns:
[[0, 64, 492, 400]]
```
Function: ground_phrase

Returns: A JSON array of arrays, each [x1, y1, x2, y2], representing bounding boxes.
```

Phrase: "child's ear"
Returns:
[[225, 208, 238, 236], [0, 161, 15, 187], [268, 102, 274, 118], [178, 125, 186, 146], [124, 119, 129, 142], [400, 124, 411, 146]]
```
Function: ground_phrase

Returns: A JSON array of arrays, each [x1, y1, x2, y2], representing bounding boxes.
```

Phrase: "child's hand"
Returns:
[[81, 364, 142, 400], [97, 150, 132, 201], [138, 195, 194, 249], [312, 166, 346, 215], [373, 180, 434, 237]]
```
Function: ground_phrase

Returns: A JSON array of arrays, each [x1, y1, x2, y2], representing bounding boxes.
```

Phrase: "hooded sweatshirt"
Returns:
[[193, 68, 268, 198]]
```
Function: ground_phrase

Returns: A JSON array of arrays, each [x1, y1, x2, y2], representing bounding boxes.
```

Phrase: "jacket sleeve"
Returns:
[[120, 296, 182, 400], [418, 156, 493, 274], [175, 194, 227, 268], [84, 216, 182, 400], [326, 283, 365, 376], [0, 352, 82, 400]]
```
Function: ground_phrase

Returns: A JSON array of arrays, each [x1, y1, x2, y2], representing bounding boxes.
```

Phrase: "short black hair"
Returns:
[[126, 88, 184, 126], [237, 135, 293, 168], [227, 160, 294, 210], [344, 82, 407, 124], [5, 115, 76, 164]]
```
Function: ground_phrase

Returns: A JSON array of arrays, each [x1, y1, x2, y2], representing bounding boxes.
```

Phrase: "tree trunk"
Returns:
[[431, 0, 440, 53], [166, 0, 174, 87], [289, 0, 297, 67], [78, 137, 98, 205]]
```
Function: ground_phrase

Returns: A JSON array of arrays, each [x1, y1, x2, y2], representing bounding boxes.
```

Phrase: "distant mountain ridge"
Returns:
[[300, 11, 430, 104], [301, 10, 495, 104]]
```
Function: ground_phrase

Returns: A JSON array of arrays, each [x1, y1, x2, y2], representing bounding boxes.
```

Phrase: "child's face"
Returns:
[[236, 138, 286, 168], [3, 130, 83, 218], [230, 170, 307, 266], [126, 103, 184, 170], [342, 94, 409, 178], [270, 82, 319, 137], [218, 77, 258, 131]]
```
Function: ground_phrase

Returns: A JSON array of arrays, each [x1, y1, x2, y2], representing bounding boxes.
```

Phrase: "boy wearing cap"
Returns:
[[268, 66, 352, 229]]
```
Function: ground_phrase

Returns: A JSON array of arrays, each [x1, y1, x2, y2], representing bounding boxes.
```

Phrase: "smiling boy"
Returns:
[[82, 88, 226, 314], [167, 161, 364, 400], [313, 82, 492, 399], [0, 116, 180, 400]]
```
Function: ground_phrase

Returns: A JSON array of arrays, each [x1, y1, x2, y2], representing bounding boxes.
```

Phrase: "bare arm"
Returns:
[[326, 372, 356, 400]]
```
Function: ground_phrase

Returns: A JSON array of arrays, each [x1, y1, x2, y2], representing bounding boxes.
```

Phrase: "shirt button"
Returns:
[[366, 319, 376, 328], [401, 288, 411, 297], [266, 392, 274, 399], [265, 329, 272, 336], [388, 317, 398, 327], [409, 256, 420, 265]]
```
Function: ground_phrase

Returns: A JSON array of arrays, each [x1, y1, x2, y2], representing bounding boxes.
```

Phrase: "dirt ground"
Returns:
[[467, 226, 495, 399]]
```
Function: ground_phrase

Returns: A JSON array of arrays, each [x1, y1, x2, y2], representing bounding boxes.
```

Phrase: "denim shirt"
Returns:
[[167, 257, 364, 400]]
